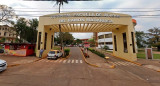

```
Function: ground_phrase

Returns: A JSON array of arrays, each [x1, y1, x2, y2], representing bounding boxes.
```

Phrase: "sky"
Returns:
[[1, 0, 160, 39]]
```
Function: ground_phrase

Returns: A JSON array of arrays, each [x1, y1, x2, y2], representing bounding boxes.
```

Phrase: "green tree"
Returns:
[[27, 18, 38, 43], [14, 18, 28, 43], [147, 27, 160, 50], [0, 37, 6, 43], [55, 0, 68, 56], [55, 32, 74, 46], [88, 39, 96, 47], [13, 18, 38, 43], [135, 31, 146, 48], [75, 39, 82, 45]]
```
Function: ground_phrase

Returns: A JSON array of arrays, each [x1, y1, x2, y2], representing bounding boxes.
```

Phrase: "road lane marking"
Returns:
[[55, 59, 59, 63], [63, 60, 67, 63], [72, 60, 74, 63], [75, 60, 78, 63], [59, 60, 63, 63], [68, 60, 71, 63], [80, 60, 83, 63]]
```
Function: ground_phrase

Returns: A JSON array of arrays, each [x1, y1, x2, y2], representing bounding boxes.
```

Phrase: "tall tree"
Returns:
[[75, 39, 82, 45], [55, 0, 68, 56], [0, 5, 16, 23], [14, 18, 28, 43], [147, 27, 160, 50], [55, 32, 74, 45], [27, 19, 38, 43], [88, 39, 96, 47], [135, 31, 146, 48]]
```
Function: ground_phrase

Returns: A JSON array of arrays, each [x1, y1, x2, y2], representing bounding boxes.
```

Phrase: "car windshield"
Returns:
[[49, 51, 55, 54]]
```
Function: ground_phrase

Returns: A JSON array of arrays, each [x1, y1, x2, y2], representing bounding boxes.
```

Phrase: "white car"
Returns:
[[0, 59, 7, 72], [47, 50, 62, 60]]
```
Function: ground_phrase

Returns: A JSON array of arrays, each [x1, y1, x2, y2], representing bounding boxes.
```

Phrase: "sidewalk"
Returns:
[[0, 55, 39, 66], [85, 51, 113, 68], [95, 48, 160, 72]]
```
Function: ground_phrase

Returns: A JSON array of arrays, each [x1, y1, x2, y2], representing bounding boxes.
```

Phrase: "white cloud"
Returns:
[[71, 33, 93, 39], [0, 0, 160, 39]]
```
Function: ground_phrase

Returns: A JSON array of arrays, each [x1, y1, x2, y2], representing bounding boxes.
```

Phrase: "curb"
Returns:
[[60, 52, 71, 60], [106, 52, 142, 66], [7, 53, 71, 68], [104, 57, 116, 69], [80, 48, 100, 68], [7, 64, 20, 67]]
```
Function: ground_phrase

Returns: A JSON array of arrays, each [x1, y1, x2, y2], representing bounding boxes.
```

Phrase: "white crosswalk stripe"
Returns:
[[63, 60, 67, 63], [59, 60, 63, 63], [68, 60, 71, 63], [38, 59, 83, 64], [80, 60, 83, 63], [76, 60, 78, 63], [72, 60, 74, 63], [55, 59, 59, 63], [111, 62, 137, 66]]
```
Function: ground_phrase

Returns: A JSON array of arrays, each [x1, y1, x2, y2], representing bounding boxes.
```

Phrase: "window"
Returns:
[[114, 35, 117, 51], [105, 34, 112, 38], [44, 32, 47, 50], [105, 42, 112, 45], [123, 33, 128, 53], [4, 32, 7, 36], [38, 32, 41, 50], [98, 35, 104, 39], [131, 32, 136, 53], [51, 35, 53, 49]]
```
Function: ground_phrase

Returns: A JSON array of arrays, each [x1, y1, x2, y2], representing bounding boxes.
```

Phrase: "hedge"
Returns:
[[88, 48, 105, 58], [64, 49, 70, 56]]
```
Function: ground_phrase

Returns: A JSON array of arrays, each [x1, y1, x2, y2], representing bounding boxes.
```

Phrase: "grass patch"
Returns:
[[153, 54, 160, 59], [53, 46, 61, 50], [106, 51, 113, 53], [137, 53, 145, 59]]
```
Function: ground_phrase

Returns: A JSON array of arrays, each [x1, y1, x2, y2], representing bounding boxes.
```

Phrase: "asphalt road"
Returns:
[[0, 47, 159, 86]]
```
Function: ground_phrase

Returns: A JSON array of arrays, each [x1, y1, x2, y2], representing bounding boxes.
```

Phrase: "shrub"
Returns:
[[88, 48, 105, 58], [103, 45, 109, 50], [64, 49, 70, 56]]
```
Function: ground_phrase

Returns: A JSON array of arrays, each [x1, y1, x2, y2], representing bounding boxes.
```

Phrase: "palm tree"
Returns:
[[56, 0, 68, 13], [55, 0, 68, 56]]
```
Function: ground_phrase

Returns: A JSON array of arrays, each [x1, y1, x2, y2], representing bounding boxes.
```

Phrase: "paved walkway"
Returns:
[[0, 55, 38, 65]]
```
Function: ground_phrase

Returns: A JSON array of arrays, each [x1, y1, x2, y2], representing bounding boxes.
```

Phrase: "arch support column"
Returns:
[[112, 26, 137, 61]]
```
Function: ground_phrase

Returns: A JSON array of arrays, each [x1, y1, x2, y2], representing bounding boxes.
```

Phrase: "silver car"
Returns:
[[0, 59, 7, 72]]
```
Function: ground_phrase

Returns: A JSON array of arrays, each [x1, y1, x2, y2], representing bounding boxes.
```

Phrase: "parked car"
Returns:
[[0, 59, 7, 72], [0, 49, 4, 53], [47, 50, 62, 60]]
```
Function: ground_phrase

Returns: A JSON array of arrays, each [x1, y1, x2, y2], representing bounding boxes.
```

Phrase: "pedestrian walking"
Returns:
[[39, 48, 44, 58]]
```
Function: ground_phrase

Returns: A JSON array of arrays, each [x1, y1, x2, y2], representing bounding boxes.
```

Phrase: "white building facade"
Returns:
[[98, 32, 113, 50]]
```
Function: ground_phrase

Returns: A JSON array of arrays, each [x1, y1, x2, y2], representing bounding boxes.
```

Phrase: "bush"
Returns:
[[88, 48, 105, 58], [103, 45, 109, 50], [64, 49, 70, 56]]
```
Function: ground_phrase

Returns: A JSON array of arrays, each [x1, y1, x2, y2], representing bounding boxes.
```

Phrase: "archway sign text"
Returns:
[[51, 13, 120, 23]]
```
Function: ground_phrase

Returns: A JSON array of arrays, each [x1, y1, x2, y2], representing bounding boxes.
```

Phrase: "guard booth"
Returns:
[[36, 11, 137, 61], [2, 43, 35, 56]]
